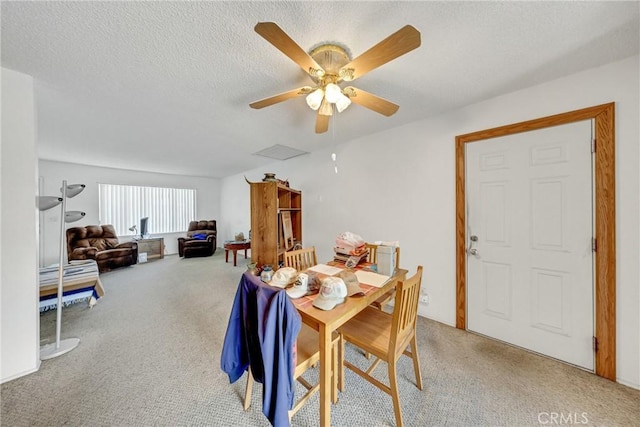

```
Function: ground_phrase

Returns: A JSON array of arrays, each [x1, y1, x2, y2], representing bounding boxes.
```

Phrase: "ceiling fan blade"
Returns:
[[343, 86, 399, 116], [315, 111, 330, 134], [255, 22, 325, 77], [339, 25, 421, 81], [250, 87, 313, 109]]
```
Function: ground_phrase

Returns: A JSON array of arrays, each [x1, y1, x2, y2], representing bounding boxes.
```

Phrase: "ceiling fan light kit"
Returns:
[[323, 83, 342, 103], [335, 94, 351, 113], [306, 88, 324, 110], [250, 22, 421, 133]]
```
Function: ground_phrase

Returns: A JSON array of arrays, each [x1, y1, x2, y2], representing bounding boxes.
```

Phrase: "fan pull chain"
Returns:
[[331, 114, 338, 174]]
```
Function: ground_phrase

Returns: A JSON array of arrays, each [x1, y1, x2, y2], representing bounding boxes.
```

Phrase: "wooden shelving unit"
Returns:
[[249, 181, 302, 268]]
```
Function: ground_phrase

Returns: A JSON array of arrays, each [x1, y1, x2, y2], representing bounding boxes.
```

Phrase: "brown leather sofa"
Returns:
[[178, 220, 217, 258], [67, 225, 138, 272]]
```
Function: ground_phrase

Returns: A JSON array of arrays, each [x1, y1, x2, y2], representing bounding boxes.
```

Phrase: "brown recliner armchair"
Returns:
[[67, 225, 138, 273], [178, 220, 217, 258]]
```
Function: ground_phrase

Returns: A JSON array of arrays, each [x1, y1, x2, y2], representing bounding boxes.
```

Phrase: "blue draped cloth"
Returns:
[[220, 272, 301, 427]]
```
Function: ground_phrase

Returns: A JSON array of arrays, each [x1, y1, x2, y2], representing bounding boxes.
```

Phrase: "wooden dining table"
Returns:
[[291, 263, 408, 427]]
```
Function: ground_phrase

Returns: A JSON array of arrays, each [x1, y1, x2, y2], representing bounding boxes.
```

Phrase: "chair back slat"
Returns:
[[365, 243, 378, 264], [284, 246, 317, 271], [389, 266, 423, 357]]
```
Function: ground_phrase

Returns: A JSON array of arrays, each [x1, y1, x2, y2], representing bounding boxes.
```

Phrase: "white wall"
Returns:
[[38, 161, 222, 265], [221, 55, 640, 388], [1, 68, 40, 383]]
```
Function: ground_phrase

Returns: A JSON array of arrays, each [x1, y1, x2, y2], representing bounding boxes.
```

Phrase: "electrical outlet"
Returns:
[[419, 294, 429, 305]]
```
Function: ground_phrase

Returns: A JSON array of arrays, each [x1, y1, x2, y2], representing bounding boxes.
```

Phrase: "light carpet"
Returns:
[[1, 251, 638, 426]]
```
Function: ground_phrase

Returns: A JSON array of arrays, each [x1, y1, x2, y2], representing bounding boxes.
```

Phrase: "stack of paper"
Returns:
[[307, 264, 343, 276], [354, 270, 390, 288]]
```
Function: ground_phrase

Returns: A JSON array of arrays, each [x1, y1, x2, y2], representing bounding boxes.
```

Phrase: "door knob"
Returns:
[[468, 234, 479, 256]]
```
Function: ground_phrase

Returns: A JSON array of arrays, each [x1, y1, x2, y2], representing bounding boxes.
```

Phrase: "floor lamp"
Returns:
[[38, 180, 86, 360]]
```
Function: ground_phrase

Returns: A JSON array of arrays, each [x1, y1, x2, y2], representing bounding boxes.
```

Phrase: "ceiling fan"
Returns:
[[249, 22, 421, 134]]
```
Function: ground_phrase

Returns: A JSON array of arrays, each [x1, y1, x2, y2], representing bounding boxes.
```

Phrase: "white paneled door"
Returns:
[[466, 120, 594, 370]]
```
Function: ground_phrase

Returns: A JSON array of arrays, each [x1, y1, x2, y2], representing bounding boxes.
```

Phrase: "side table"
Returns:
[[224, 240, 251, 267], [137, 237, 165, 261]]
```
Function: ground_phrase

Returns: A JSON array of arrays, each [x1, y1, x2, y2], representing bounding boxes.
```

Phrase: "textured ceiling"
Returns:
[[2, 1, 638, 178]]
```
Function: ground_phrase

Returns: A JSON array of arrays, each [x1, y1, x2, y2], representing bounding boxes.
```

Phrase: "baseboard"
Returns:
[[1, 361, 40, 384], [417, 304, 456, 327], [616, 377, 640, 391]]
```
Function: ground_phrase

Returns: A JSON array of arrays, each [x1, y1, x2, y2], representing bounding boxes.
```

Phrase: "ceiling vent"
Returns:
[[253, 144, 308, 161]]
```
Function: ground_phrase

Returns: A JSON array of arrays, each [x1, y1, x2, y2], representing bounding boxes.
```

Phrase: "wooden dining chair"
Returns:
[[284, 246, 318, 271], [244, 323, 340, 420], [366, 243, 401, 310], [338, 266, 423, 427]]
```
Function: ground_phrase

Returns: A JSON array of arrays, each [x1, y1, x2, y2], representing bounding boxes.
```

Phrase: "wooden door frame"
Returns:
[[455, 103, 616, 381]]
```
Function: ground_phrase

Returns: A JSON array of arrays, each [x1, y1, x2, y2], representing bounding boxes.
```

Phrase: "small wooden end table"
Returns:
[[224, 240, 251, 266], [136, 237, 165, 261]]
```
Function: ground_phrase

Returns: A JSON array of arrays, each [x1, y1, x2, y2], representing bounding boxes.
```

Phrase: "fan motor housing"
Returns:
[[308, 44, 351, 83]]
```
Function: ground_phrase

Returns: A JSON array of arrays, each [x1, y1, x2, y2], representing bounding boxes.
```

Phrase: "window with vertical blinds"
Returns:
[[98, 184, 196, 236]]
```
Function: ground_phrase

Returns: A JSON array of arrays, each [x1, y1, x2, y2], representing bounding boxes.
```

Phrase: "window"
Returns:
[[98, 184, 196, 236]]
